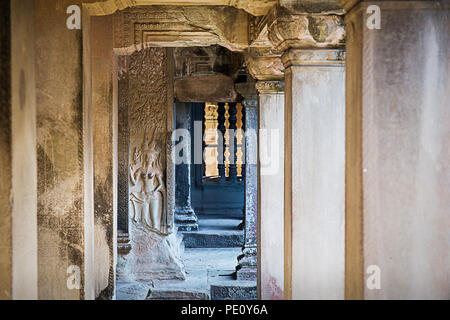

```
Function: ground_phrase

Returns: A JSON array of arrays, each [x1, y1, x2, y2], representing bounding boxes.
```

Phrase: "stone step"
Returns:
[[146, 288, 210, 300], [181, 218, 244, 248]]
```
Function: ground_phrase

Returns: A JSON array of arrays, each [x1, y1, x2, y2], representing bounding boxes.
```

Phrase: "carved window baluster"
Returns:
[[203, 102, 219, 178], [217, 103, 226, 181], [227, 103, 238, 182]]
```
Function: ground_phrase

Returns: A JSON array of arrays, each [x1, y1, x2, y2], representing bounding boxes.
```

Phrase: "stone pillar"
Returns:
[[235, 98, 258, 281], [125, 47, 184, 281], [343, 0, 450, 300], [269, 8, 346, 299], [0, 0, 38, 300], [35, 0, 94, 300], [175, 102, 198, 231], [91, 15, 117, 300], [244, 48, 285, 297], [256, 80, 285, 299], [117, 55, 131, 254]]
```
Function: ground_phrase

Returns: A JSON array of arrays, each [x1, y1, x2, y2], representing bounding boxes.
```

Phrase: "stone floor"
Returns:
[[180, 217, 244, 248], [117, 247, 256, 300]]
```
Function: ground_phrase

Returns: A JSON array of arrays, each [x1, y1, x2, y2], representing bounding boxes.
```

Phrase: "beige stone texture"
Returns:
[[284, 49, 346, 299], [91, 14, 117, 300], [10, 0, 38, 300], [280, 0, 344, 14], [268, 5, 345, 52], [258, 82, 285, 300], [345, 1, 450, 300], [35, 0, 87, 300], [112, 6, 249, 52], [246, 47, 285, 81], [84, 0, 277, 16]]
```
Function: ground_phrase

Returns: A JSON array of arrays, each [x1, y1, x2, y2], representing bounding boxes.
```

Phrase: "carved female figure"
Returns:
[[143, 152, 167, 234], [129, 131, 168, 235], [129, 148, 146, 224]]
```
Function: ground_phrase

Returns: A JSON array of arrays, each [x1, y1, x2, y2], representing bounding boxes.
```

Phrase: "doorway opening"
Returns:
[[115, 44, 258, 300]]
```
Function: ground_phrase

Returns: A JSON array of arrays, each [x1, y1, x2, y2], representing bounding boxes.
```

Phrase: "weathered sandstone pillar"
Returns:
[[117, 54, 131, 254], [343, 0, 450, 299], [174, 102, 198, 232], [0, 0, 38, 300], [124, 46, 185, 281], [256, 80, 285, 300], [269, 6, 346, 299], [244, 48, 285, 297], [235, 98, 258, 281], [90, 14, 117, 300], [35, 0, 95, 300]]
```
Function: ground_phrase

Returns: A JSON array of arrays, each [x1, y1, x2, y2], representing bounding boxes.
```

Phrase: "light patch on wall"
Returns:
[[94, 222, 111, 297]]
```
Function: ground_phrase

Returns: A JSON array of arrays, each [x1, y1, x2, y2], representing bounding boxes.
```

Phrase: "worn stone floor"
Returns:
[[181, 217, 244, 248], [116, 247, 256, 300]]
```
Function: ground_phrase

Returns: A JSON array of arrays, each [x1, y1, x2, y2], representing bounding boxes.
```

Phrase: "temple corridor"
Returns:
[[0, 0, 449, 301]]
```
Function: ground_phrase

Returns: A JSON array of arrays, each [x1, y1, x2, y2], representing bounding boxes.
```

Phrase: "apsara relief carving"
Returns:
[[127, 46, 174, 236], [130, 129, 168, 235]]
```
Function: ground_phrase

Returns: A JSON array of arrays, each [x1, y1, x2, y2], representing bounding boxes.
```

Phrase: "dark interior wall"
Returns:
[[189, 102, 244, 219]]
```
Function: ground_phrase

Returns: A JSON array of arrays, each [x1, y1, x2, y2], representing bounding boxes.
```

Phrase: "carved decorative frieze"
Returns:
[[255, 80, 285, 94], [267, 5, 346, 52]]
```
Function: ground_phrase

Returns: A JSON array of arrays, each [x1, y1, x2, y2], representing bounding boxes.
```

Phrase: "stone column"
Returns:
[[117, 55, 131, 254], [343, 0, 450, 300], [35, 0, 95, 300], [255, 80, 285, 299], [244, 46, 286, 297], [235, 98, 258, 281], [0, 0, 38, 300], [269, 8, 346, 299], [175, 102, 198, 231], [91, 15, 117, 300]]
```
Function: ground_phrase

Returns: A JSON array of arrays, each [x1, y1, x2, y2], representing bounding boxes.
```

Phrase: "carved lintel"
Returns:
[[245, 47, 284, 81], [281, 48, 345, 68], [85, 0, 277, 17], [255, 80, 285, 94], [113, 6, 249, 52], [267, 5, 346, 52]]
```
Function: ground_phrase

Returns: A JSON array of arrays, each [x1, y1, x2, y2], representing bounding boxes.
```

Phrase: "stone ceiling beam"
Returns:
[[279, 0, 344, 14], [84, 0, 278, 16]]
